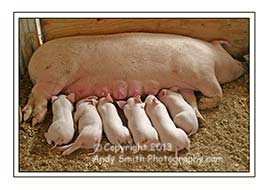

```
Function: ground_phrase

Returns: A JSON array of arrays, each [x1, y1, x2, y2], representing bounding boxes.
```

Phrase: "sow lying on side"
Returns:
[[22, 33, 244, 125]]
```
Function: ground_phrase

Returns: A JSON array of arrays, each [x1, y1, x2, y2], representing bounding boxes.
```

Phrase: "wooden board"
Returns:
[[41, 18, 249, 58]]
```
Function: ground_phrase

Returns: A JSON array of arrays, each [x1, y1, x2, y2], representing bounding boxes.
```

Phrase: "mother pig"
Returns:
[[22, 33, 244, 125]]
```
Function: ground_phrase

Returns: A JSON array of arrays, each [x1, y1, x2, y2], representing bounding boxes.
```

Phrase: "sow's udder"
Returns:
[[64, 78, 164, 101]]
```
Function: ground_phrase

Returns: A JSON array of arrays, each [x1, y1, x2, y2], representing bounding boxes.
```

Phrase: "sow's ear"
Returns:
[[116, 100, 127, 109], [67, 93, 75, 103], [51, 96, 58, 104]]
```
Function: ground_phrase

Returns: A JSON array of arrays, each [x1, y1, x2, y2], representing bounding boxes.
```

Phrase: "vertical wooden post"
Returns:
[[19, 18, 40, 76]]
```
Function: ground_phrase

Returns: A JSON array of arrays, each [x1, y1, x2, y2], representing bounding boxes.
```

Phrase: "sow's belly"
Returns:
[[63, 72, 195, 101]]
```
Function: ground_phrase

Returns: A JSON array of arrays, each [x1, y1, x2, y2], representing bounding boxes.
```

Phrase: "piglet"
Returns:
[[44, 93, 75, 149], [117, 96, 159, 150], [158, 89, 199, 136], [145, 95, 190, 156], [58, 96, 102, 156], [97, 94, 132, 152]]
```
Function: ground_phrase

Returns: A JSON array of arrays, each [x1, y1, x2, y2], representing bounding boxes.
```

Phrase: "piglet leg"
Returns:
[[59, 143, 81, 156], [57, 143, 73, 152], [173, 111, 198, 136], [178, 89, 206, 122]]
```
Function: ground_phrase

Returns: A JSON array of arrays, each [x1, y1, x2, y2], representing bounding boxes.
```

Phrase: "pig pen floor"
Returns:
[[19, 72, 249, 172]]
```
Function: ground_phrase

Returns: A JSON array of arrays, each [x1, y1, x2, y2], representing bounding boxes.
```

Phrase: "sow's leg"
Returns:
[[22, 81, 63, 126], [197, 75, 223, 110]]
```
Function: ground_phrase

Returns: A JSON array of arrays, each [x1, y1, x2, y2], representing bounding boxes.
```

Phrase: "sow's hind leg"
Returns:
[[197, 75, 223, 110], [22, 82, 63, 126]]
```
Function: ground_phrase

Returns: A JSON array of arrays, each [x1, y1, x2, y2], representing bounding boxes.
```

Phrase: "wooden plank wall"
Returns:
[[41, 18, 249, 58], [19, 18, 249, 76], [19, 19, 40, 75]]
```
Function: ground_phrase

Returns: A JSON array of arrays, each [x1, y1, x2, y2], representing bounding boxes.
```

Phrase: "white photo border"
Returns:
[[14, 11, 255, 177]]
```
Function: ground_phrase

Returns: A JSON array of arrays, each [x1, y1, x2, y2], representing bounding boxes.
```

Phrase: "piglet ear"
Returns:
[[152, 98, 159, 106], [51, 96, 58, 104], [134, 95, 142, 104], [116, 100, 127, 109], [67, 93, 75, 103], [88, 96, 98, 100], [105, 93, 113, 103], [141, 102, 146, 109], [90, 99, 98, 106]]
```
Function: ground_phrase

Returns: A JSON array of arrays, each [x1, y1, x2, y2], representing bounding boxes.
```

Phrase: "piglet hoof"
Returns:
[[194, 108, 206, 123], [62, 149, 72, 156], [87, 147, 99, 156], [197, 114, 206, 123], [127, 138, 133, 145]]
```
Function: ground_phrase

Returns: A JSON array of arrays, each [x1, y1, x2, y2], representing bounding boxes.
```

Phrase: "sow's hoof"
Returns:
[[22, 93, 48, 126], [198, 95, 222, 110]]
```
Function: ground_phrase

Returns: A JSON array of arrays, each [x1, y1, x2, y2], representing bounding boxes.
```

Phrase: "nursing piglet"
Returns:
[[158, 89, 199, 136], [117, 96, 159, 150], [44, 93, 75, 149], [97, 94, 132, 152], [145, 95, 190, 156], [58, 96, 102, 155]]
